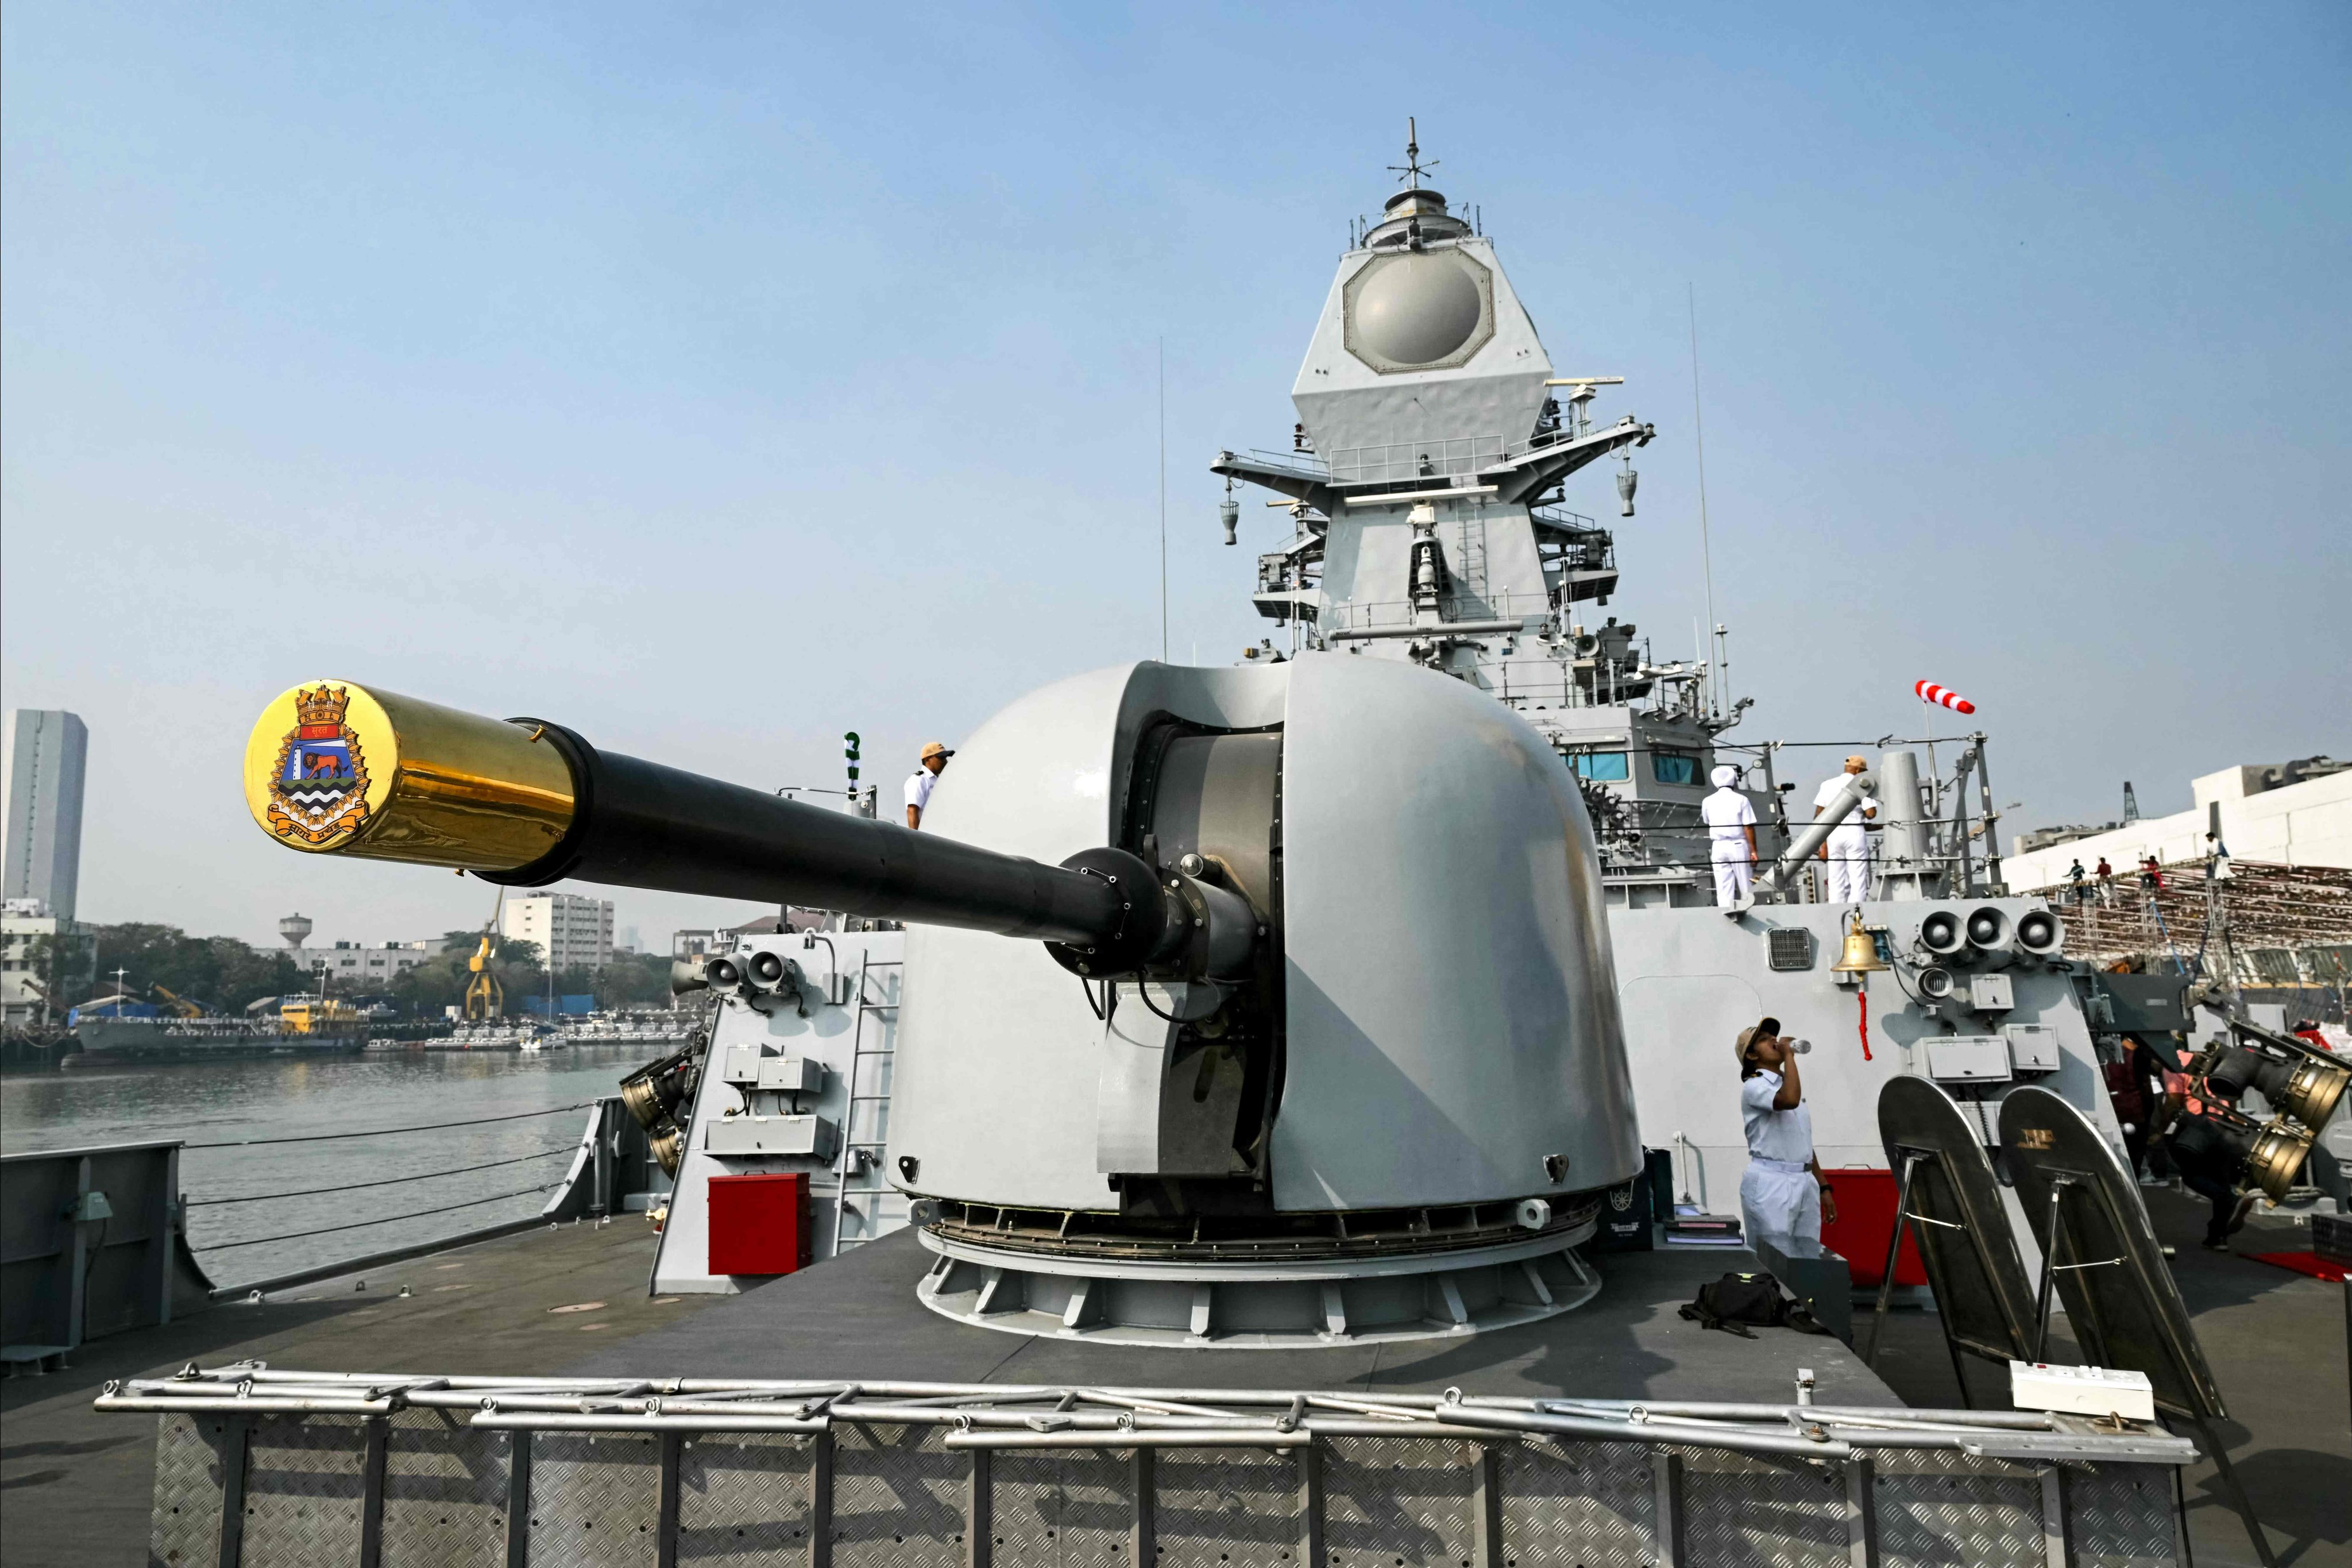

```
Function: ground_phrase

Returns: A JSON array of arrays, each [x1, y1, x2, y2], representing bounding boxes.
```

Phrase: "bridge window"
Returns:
[[1570, 752, 1630, 782], [1651, 750, 1700, 786]]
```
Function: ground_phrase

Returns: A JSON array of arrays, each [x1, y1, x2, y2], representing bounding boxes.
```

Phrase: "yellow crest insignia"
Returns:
[[261, 685, 373, 845]]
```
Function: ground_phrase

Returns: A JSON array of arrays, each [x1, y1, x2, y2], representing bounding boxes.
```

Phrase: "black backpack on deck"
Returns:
[[1678, 1270, 1831, 1339]]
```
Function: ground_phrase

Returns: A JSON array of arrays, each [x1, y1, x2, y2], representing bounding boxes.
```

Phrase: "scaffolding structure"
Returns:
[[2020, 859, 2352, 994]]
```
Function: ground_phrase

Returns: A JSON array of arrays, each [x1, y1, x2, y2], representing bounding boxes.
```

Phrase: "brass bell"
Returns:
[[1832, 914, 1888, 977]]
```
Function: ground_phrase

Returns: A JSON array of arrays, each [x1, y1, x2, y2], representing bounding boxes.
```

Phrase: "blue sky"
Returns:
[[4, 2, 2346, 948]]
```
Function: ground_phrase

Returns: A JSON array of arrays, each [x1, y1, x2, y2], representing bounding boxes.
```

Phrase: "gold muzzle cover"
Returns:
[[243, 681, 576, 872]]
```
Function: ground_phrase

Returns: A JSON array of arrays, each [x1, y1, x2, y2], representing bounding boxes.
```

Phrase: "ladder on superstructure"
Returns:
[[1453, 515, 1490, 609], [829, 951, 901, 1255]]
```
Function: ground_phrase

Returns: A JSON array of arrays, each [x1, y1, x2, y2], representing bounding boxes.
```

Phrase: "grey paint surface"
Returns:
[[1609, 898, 2122, 1223], [1274, 652, 1641, 1210], [653, 927, 906, 1294], [1292, 236, 1552, 465], [888, 662, 1287, 1212], [884, 651, 1642, 1221], [577, 1228, 1902, 1407]]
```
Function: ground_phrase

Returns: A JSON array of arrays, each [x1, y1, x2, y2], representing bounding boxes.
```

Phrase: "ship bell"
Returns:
[[1832, 913, 1888, 976]]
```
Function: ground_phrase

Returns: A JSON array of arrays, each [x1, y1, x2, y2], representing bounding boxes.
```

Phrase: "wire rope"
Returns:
[[185, 1141, 579, 1207], [184, 1101, 593, 1149], [192, 1184, 553, 1251]]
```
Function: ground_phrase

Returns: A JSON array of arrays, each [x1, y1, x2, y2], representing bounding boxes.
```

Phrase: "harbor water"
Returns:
[[0, 1043, 666, 1290]]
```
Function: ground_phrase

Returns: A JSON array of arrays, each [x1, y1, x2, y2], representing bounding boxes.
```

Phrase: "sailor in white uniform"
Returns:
[[904, 740, 953, 829], [1736, 1019, 1836, 1258], [1812, 755, 1879, 905], [1700, 763, 1758, 906]]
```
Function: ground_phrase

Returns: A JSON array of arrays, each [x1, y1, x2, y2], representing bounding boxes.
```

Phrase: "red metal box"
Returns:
[[707, 1171, 812, 1277], [1820, 1168, 1927, 1288]]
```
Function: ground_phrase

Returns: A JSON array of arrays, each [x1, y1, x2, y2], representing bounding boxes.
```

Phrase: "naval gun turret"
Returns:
[[245, 656, 1642, 1344]]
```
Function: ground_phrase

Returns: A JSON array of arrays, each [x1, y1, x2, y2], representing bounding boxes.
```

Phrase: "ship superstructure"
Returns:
[[1215, 139, 1796, 906]]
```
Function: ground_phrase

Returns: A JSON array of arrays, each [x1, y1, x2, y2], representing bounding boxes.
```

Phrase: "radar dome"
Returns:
[[1343, 250, 1492, 372]]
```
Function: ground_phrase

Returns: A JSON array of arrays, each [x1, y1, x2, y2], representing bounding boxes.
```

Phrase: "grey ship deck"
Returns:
[[3, 1190, 2341, 1566]]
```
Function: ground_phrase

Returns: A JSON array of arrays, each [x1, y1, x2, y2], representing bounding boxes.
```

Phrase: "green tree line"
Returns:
[[29, 924, 677, 1018], [384, 933, 675, 1017]]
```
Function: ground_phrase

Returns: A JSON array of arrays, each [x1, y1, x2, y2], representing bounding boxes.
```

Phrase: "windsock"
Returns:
[[1915, 681, 1976, 715]]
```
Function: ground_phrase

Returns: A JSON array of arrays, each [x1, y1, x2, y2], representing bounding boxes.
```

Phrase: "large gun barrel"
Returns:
[[244, 681, 1157, 957]]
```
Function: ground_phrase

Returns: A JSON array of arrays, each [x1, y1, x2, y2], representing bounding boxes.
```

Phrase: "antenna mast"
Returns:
[[1687, 284, 1721, 716], [1388, 117, 1438, 187], [1158, 338, 1168, 663]]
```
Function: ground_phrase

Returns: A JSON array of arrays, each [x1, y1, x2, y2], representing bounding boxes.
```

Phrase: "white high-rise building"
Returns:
[[501, 893, 615, 972], [3, 710, 88, 922]]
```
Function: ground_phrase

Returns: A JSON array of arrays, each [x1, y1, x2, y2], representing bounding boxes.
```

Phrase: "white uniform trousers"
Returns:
[[1739, 1155, 1822, 1259], [1823, 834, 1872, 903], [1711, 847, 1754, 906]]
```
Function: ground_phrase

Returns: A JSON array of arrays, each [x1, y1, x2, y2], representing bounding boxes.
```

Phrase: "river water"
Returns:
[[0, 1044, 662, 1289]]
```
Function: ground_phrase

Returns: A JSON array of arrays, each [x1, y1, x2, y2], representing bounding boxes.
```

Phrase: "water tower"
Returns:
[[279, 913, 314, 949]]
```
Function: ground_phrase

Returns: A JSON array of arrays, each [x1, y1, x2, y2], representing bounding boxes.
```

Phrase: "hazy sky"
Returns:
[[4, 3, 2346, 951]]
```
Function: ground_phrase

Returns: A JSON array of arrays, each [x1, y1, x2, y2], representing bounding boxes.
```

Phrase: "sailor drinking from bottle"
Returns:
[[1736, 1018, 1837, 1258]]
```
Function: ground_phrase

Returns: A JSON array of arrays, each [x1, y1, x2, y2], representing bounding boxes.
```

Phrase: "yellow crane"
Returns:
[[461, 889, 508, 1025], [462, 890, 506, 1021], [150, 984, 207, 1018]]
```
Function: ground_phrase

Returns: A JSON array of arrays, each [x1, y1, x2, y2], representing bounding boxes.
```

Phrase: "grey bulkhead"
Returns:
[[887, 652, 1643, 1215]]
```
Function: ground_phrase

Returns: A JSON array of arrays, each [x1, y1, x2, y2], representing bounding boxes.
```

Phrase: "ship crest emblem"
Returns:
[[264, 685, 372, 844]]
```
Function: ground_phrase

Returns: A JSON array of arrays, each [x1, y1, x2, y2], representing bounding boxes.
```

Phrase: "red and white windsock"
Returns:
[[1915, 680, 1976, 715]]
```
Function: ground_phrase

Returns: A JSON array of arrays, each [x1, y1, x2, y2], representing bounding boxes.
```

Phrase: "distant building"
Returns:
[[285, 939, 435, 990], [1, 901, 95, 1027], [2009, 756, 2352, 890], [503, 893, 615, 971], [3, 710, 88, 922]]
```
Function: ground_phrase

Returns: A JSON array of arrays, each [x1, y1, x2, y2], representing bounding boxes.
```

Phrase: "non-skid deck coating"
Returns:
[[568, 1231, 1894, 1405], [4, 1190, 2343, 1567], [0, 1216, 715, 1568]]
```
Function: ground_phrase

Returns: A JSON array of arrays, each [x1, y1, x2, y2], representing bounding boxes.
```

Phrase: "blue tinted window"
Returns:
[[1571, 751, 1631, 782], [1651, 750, 1699, 786]]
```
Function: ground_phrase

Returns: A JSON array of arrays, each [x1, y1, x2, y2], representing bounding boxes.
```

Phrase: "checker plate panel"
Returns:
[[832, 1422, 964, 1568], [2066, 1464, 2183, 1568], [994, 1449, 1133, 1568], [1680, 1449, 1849, 1568], [678, 1431, 814, 1562], [1496, 1439, 1658, 1568], [1154, 1447, 1302, 1568], [149, 1412, 230, 1568], [380, 1407, 509, 1565], [1874, 1451, 2044, 1568], [241, 1413, 367, 1567], [1323, 1436, 1472, 1568], [528, 1431, 663, 1566]]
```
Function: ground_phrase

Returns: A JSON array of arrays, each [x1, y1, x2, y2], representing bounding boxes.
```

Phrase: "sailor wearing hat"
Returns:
[[905, 741, 954, 829], [1812, 755, 1879, 905], [1700, 763, 1758, 906], [1736, 1018, 1837, 1258]]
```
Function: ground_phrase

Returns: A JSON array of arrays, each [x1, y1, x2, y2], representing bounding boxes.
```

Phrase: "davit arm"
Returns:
[[1749, 772, 1875, 907]]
